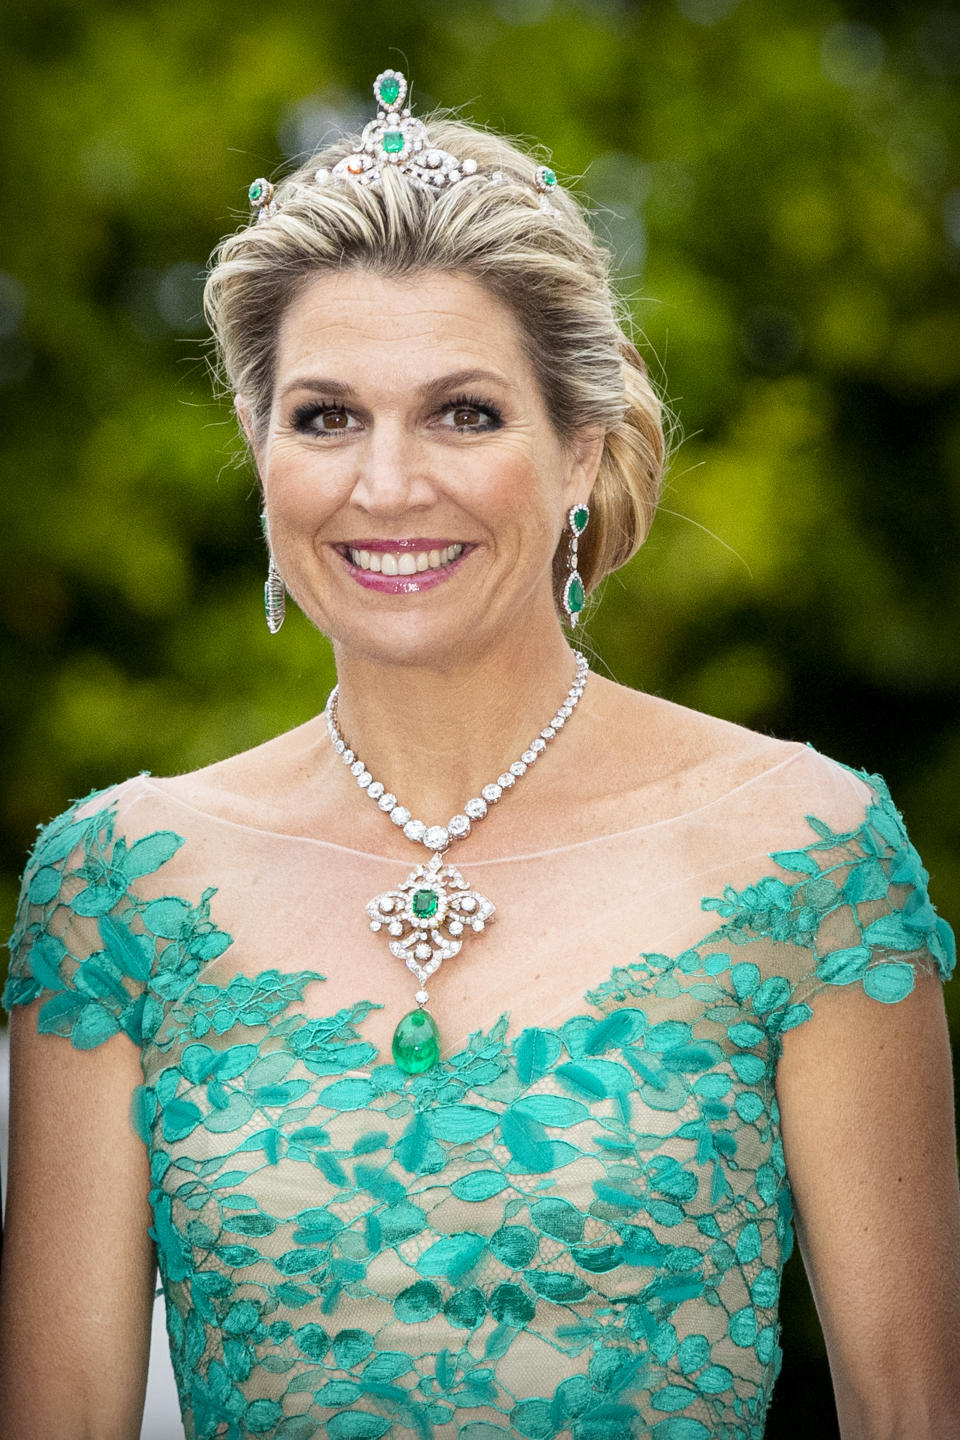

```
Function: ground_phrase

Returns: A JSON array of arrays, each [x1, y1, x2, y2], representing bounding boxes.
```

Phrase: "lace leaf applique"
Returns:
[[2, 761, 955, 1439], [3, 786, 191, 1047], [683, 762, 954, 1019]]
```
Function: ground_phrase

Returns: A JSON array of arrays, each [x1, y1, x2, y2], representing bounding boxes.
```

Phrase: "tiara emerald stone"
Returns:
[[379, 76, 401, 105], [393, 1008, 441, 1074], [383, 130, 405, 154], [248, 180, 264, 203], [542, 168, 557, 186]]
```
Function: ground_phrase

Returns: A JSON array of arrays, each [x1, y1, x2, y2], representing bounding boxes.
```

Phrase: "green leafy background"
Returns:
[[1, 0, 958, 1431]]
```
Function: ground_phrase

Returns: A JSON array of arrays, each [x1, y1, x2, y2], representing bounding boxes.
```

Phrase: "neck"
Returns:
[[326, 623, 585, 821]]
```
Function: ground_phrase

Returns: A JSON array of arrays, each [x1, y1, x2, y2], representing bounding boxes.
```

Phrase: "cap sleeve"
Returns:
[[2, 778, 185, 1050], [782, 760, 949, 1019], [702, 754, 955, 1036]]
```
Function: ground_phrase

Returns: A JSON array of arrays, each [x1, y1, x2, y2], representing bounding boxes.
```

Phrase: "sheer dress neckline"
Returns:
[[137, 742, 810, 867], [157, 738, 853, 1077]]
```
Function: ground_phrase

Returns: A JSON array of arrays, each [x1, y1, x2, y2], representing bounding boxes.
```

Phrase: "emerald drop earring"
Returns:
[[562, 504, 589, 626]]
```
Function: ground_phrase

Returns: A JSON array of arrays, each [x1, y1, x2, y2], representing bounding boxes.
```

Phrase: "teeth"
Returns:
[[347, 543, 464, 574]]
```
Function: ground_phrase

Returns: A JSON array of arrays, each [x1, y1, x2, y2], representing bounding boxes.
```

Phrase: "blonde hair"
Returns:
[[203, 116, 666, 608]]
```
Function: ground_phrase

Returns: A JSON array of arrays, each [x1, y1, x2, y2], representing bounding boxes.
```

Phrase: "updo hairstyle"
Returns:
[[203, 115, 666, 609]]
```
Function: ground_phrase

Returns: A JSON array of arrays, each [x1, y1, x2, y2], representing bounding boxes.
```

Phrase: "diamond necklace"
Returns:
[[323, 651, 589, 1074]]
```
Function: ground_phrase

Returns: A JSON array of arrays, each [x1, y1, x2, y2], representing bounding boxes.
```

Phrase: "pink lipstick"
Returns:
[[334, 541, 472, 594]]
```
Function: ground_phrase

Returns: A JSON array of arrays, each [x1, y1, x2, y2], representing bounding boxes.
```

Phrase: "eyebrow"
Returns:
[[278, 367, 515, 403]]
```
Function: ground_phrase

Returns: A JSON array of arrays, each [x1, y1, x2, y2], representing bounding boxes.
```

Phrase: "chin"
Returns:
[[324, 607, 496, 672]]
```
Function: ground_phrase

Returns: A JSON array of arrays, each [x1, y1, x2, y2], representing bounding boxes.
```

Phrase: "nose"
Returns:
[[348, 420, 437, 517]]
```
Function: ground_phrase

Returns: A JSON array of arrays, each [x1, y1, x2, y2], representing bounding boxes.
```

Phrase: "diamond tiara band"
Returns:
[[248, 69, 563, 221]]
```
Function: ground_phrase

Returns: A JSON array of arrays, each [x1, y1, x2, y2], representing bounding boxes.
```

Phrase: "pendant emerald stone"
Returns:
[[412, 888, 439, 920], [392, 1008, 441, 1074], [383, 130, 405, 154]]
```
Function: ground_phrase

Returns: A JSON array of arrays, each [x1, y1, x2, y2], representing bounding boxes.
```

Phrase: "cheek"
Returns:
[[263, 446, 346, 526], [466, 437, 559, 511], [485, 456, 564, 546]]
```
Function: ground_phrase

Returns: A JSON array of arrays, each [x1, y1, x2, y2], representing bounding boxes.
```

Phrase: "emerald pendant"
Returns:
[[367, 854, 494, 1075], [366, 850, 495, 988], [393, 1008, 441, 1074], [412, 888, 439, 919]]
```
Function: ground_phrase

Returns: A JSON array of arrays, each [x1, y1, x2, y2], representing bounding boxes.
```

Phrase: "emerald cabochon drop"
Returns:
[[392, 1008, 441, 1074]]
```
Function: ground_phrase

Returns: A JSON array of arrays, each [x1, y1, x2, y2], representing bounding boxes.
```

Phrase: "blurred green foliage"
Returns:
[[1, 0, 958, 1432]]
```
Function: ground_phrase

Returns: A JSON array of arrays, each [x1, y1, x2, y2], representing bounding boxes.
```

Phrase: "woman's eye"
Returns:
[[291, 398, 501, 436], [440, 400, 502, 432], [315, 406, 356, 433], [292, 404, 358, 436]]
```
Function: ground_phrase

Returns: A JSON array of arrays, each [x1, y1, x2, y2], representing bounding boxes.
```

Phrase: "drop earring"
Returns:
[[261, 511, 286, 633], [264, 555, 286, 633], [562, 504, 589, 626]]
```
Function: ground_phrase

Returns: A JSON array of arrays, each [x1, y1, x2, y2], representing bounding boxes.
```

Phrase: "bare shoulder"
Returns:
[[148, 714, 328, 828], [586, 675, 807, 806]]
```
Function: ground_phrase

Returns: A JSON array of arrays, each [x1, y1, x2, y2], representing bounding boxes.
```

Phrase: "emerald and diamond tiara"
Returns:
[[248, 70, 562, 220]]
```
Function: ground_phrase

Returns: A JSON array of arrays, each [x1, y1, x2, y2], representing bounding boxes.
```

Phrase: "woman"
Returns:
[[1, 69, 957, 1440]]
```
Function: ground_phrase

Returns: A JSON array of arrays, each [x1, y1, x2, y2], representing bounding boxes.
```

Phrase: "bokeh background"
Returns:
[[1, 0, 958, 1434]]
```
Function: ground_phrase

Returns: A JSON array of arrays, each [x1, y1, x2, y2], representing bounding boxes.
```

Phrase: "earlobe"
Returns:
[[567, 427, 605, 503], [234, 395, 261, 467]]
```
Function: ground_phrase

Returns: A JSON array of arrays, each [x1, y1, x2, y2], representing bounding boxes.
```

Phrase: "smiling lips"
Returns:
[[335, 538, 471, 593], [348, 543, 464, 575]]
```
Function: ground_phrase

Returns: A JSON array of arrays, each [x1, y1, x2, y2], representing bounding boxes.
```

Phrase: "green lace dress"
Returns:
[[2, 742, 955, 1440]]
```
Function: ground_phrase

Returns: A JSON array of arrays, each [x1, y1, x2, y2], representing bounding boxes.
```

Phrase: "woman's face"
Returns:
[[245, 268, 602, 669]]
